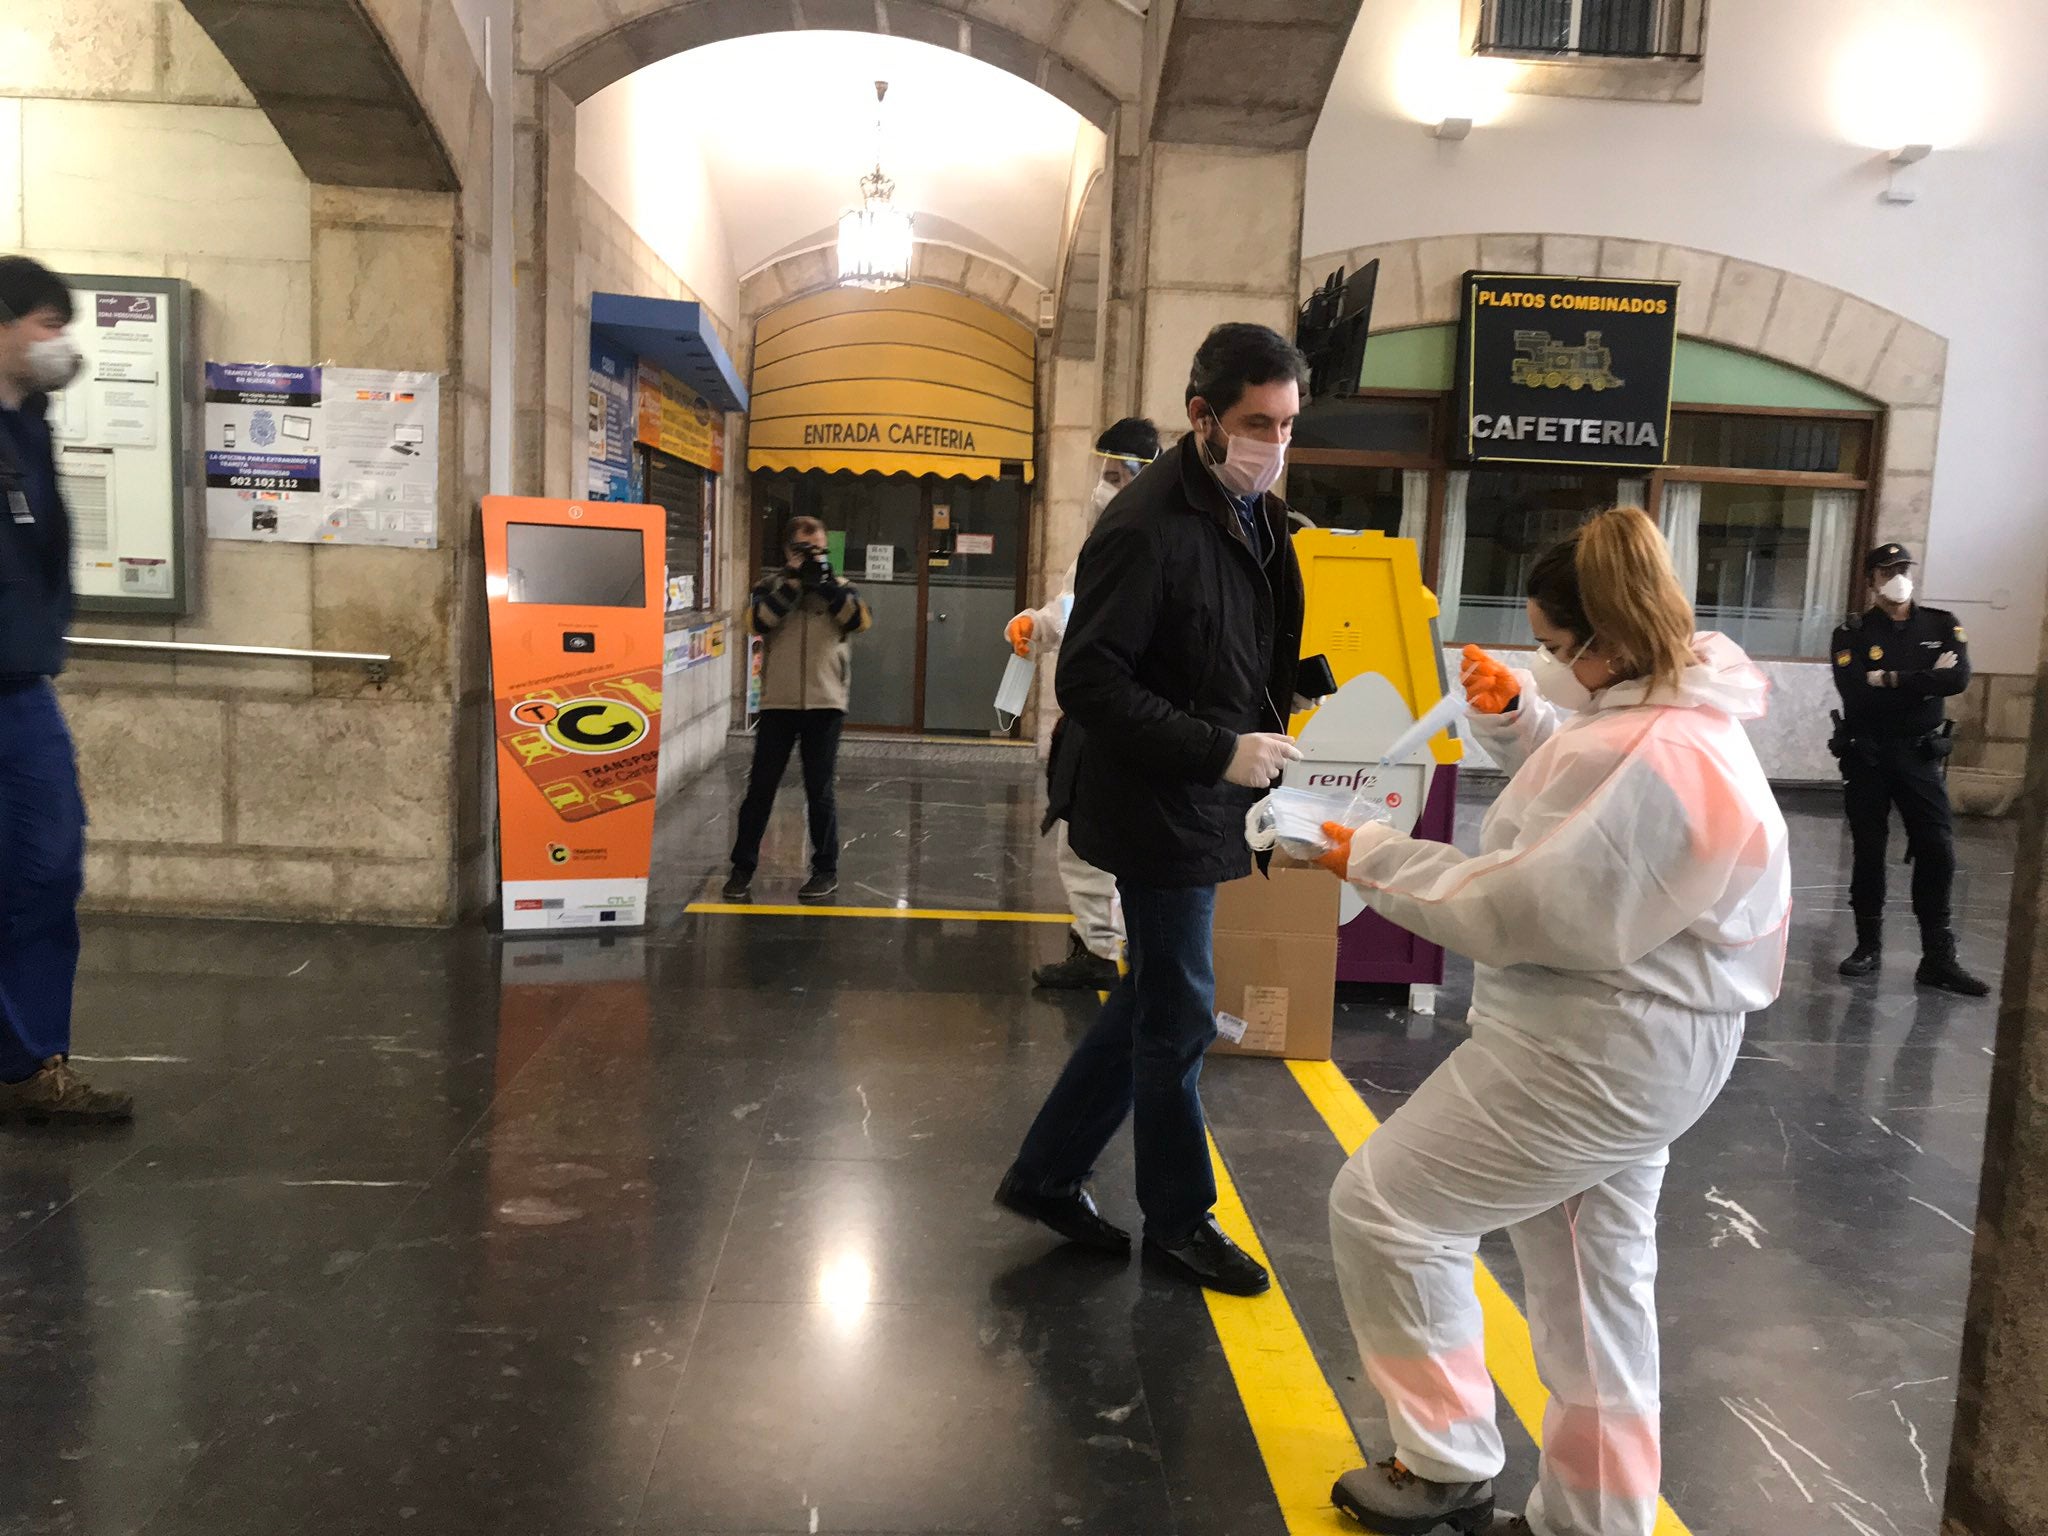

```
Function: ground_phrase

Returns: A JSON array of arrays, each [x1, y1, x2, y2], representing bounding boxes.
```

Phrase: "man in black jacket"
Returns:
[[996, 323, 1311, 1295], [0, 256, 132, 1126]]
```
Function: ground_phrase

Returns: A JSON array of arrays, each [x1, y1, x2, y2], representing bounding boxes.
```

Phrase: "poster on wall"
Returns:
[[588, 336, 636, 500], [54, 275, 193, 614], [203, 363, 440, 547], [636, 360, 724, 473], [1455, 273, 1679, 469]]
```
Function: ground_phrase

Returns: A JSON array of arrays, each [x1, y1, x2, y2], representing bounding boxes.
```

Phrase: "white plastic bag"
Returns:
[[994, 651, 1035, 728]]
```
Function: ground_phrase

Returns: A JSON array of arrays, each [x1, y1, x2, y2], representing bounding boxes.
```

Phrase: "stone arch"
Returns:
[[180, 0, 475, 191], [520, 0, 1141, 124], [1300, 233, 1947, 552], [738, 247, 1044, 336], [1053, 172, 1108, 363]]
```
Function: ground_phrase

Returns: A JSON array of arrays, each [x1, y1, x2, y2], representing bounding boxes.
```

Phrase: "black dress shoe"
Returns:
[[993, 1168, 1130, 1256], [1033, 932, 1120, 991], [1143, 1216, 1270, 1296], [1918, 949, 1991, 997]]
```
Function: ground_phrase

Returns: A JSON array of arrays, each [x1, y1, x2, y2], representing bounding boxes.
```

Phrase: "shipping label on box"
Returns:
[[1238, 986, 1291, 1054]]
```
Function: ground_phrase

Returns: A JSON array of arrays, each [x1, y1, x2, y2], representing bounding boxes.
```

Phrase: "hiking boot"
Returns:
[[1332, 1459, 1495, 1534], [721, 869, 753, 902], [1143, 1216, 1270, 1296], [993, 1167, 1131, 1256], [1032, 931, 1119, 991], [1838, 917, 1881, 978], [0, 1057, 134, 1127], [798, 872, 838, 902], [1917, 934, 1990, 998]]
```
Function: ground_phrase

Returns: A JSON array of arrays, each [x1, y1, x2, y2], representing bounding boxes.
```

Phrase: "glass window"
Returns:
[[1288, 463, 1425, 540], [1668, 412, 1871, 476], [1439, 470, 1621, 645], [1481, 0, 1696, 57], [1292, 396, 1436, 456], [504, 524, 645, 608], [1666, 481, 1859, 659]]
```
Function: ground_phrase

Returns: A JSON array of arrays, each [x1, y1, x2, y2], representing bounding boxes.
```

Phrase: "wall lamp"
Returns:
[[1882, 143, 1933, 204], [1431, 116, 1474, 140]]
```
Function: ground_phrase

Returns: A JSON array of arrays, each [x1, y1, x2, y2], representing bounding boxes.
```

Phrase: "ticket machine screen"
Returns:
[[505, 522, 647, 607]]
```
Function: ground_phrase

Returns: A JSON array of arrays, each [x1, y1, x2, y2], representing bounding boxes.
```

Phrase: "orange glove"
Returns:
[[1316, 822, 1354, 877], [1460, 644, 1520, 715], [1005, 611, 1035, 658]]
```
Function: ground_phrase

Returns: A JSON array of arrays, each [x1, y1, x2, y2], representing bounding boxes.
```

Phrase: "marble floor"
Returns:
[[0, 748, 2007, 1535]]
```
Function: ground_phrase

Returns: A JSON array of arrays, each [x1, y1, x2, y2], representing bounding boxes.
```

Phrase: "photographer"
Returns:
[[724, 516, 871, 903]]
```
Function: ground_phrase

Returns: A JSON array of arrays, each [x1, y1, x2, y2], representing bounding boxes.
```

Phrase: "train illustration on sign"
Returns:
[[1510, 330, 1623, 391]]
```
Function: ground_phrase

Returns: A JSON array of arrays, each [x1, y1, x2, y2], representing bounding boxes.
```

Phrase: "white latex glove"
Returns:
[[1290, 693, 1319, 715], [1866, 670, 1890, 688], [1934, 651, 1959, 671], [1223, 732, 1303, 789]]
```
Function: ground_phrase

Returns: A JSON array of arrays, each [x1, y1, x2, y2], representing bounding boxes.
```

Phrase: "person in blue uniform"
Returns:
[[0, 255, 134, 1124], [1829, 542, 1989, 996]]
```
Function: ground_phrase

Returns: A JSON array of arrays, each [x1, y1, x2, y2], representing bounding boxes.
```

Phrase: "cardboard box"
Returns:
[[1209, 866, 1339, 1060]]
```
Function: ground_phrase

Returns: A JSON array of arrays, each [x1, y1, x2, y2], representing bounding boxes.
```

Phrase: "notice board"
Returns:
[[1455, 272, 1679, 469], [53, 274, 193, 615]]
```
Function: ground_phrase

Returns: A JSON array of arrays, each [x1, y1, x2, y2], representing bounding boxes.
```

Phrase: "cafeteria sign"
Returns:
[[1455, 272, 1678, 468]]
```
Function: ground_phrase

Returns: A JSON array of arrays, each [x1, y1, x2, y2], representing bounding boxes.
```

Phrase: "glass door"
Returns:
[[922, 476, 1027, 735]]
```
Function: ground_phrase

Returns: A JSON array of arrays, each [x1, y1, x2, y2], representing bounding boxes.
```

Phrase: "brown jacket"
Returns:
[[750, 572, 872, 712]]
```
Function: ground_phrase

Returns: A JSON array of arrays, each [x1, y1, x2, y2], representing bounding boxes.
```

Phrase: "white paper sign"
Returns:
[[92, 383, 158, 447], [865, 544, 896, 581], [204, 363, 439, 548], [957, 532, 995, 557]]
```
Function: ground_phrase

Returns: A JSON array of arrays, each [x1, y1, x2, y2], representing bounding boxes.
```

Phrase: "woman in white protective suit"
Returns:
[[1314, 505, 1791, 1536], [1004, 416, 1160, 991]]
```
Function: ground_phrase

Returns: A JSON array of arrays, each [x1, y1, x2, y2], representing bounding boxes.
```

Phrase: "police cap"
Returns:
[[1864, 542, 1915, 574]]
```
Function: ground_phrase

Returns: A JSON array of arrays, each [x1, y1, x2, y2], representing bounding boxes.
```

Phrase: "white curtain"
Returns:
[[1800, 489, 1860, 657], [1436, 471, 1470, 639], [1398, 470, 1430, 547], [1658, 480, 1703, 604], [1616, 477, 1649, 510]]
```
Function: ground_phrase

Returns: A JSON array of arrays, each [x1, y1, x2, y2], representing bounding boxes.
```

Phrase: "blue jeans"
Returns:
[[1011, 880, 1219, 1243], [0, 681, 85, 1084]]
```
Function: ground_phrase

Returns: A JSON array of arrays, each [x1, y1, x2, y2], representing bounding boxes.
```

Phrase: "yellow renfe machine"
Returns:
[[1285, 528, 1461, 991]]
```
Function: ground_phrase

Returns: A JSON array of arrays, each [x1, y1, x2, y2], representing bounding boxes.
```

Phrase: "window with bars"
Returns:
[[1478, 0, 1705, 60], [643, 448, 714, 613]]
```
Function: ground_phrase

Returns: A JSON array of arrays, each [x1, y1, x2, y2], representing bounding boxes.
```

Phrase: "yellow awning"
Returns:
[[748, 283, 1035, 482]]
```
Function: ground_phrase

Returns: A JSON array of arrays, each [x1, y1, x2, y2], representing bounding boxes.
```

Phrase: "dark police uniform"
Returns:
[[1828, 571, 1971, 979]]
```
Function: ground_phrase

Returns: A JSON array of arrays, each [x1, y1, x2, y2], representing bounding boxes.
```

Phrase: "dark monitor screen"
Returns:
[[505, 522, 646, 607]]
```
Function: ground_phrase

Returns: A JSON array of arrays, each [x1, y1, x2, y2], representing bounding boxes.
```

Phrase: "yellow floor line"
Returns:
[[1202, 1131, 1365, 1533], [1286, 1059, 1692, 1536], [684, 902, 1072, 923]]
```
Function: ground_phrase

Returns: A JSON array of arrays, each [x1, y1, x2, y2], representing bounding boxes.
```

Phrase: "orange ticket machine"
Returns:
[[482, 495, 665, 932]]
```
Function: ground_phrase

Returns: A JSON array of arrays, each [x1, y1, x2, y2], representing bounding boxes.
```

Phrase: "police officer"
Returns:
[[1829, 543, 1989, 996]]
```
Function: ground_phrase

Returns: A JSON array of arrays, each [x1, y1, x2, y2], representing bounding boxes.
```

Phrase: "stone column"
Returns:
[[1941, 586, 2048, 1532], [1134, 141, 1307, 433]]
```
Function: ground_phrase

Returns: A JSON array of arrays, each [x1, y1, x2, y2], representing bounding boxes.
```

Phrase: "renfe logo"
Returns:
[[1300, 765, 1388, 793]]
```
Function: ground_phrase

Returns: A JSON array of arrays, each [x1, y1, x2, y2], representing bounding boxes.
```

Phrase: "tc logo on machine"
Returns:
[[508, 696, 649, 755]]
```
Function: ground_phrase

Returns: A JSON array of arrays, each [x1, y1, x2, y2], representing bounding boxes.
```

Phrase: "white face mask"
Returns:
[[26, 335, 82, 392], [1879, 572, 1914, 605], [1201, 415, 1286, 500], [1090, 478, 1118, 517], [1530, 639, 1598, 712]]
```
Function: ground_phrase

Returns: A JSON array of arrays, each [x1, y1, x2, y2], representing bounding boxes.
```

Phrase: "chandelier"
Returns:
[[838, 80, 913, 292]]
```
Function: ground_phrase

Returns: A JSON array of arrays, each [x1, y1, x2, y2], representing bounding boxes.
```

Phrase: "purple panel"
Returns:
[[1336, 763, 1458, 985]]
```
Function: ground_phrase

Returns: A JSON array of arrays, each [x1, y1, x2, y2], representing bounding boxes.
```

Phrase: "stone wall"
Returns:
[[6, 0, 493, 924], [574, 178, 744, 793]]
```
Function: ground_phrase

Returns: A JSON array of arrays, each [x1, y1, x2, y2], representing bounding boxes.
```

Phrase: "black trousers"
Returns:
[[731, 709, 843, 878], [1843, 739, 1955, 940]]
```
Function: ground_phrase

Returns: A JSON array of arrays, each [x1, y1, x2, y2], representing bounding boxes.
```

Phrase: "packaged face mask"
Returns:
[[1245, 785, 1391, 860]]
